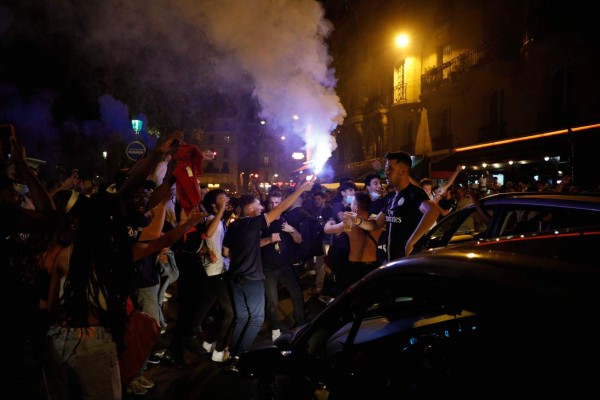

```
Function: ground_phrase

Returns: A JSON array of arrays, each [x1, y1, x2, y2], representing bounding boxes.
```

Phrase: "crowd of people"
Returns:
[[1, 128, 589, 399]]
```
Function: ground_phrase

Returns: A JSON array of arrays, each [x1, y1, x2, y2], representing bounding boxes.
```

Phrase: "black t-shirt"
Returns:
[[260, 218, 295, 270], [383, 184, 429, 261], [223, 214, 268, 280]]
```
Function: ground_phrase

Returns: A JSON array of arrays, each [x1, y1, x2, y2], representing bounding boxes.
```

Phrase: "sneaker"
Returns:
[[159, 350, 189, 369], [202, 341, 214, 353], [126, 380, 148, 396], [135, 375, 155, 389], [211, 349, 225, 362], [271, 329, 281, 342], [147, 354, 161, 365], [224, 356, 240, 373]]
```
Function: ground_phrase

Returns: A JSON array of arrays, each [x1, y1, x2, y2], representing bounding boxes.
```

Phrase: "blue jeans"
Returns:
[[228, 278, 265, 357], [43, 325, 121, 400], [264, 266, 306, 330]]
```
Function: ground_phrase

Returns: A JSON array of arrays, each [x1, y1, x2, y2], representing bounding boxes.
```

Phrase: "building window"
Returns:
[[489, 89, 504, 126], [223, 148, 229, 158], [434, 107, 452, 149], [224, 136, 230, 143], [550, 65, 574, 127], [205, 161, 216, 173], [263, 155, 269, 167], [393, 61, 407, 104], [221, 161, 229, 173]]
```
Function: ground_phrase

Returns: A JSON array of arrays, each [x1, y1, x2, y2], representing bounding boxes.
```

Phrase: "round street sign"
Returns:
[[126, 140, 147, 161]]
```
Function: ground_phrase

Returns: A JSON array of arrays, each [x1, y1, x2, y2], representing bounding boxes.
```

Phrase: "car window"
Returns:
[[424, 206, 493, 248], [306, 276, 472, 357], [498, 206, 600, 236]]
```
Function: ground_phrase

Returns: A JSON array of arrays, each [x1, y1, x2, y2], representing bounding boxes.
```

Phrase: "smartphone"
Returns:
[[0, 124, 15, 162]]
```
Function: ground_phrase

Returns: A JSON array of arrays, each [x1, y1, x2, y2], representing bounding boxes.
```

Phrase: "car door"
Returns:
[[304, 274, 482, 399], [420, 204, 495, 249]]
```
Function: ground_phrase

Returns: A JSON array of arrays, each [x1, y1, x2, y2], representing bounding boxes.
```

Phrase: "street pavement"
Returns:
[[22, 269, 324, 399], [139, 275, 324, 400]]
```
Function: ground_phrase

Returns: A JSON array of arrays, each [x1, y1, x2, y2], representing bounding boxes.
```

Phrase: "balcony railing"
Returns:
[[421, 36, 518, 93], [394, 83, 407, 104]]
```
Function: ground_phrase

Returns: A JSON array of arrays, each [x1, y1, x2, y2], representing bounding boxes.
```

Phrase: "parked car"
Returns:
[[238, 227, 600, 399], [419, 191, 600, 250]]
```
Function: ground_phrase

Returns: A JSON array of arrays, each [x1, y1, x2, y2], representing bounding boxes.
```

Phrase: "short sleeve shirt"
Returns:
[[223, 214, 268, 280], [383, 184, 429, 261]]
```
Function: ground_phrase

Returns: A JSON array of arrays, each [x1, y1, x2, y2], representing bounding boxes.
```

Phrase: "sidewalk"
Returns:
[[22, 266, 325, 399], [136, 268, 325, 399]]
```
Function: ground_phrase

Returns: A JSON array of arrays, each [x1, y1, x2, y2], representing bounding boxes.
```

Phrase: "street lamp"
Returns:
[[272, 173, 279, 184], [239, 172, 244, 189], [395, 34, 409, 48]]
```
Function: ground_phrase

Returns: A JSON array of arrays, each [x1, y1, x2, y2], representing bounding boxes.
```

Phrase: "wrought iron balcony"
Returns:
[[421, 36, 518, 93]]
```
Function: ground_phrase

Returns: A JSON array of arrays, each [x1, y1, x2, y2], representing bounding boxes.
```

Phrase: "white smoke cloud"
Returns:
[[1, 0, 345, 176], [194, 0, 346, 173]]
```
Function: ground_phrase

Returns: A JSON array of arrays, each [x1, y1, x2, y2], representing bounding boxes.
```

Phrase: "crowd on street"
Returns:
[[1, 130, 590, 399]]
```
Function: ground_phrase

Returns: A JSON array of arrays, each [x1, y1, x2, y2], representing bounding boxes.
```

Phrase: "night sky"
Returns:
[[0, 0, 345, 180]]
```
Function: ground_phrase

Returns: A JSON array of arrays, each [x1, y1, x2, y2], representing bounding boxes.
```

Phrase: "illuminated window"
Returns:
[[393, 61, 407, 104]]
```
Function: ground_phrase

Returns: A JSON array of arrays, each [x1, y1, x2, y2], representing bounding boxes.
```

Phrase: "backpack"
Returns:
[[297, 215, 325, 262]]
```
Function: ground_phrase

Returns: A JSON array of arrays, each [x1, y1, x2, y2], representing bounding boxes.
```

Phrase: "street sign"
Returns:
[[126, 140, 147, 161]]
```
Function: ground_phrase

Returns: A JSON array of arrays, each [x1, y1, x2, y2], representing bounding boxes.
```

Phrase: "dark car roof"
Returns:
[[356, 228, 599, 302], [475, 191, 600, 210]]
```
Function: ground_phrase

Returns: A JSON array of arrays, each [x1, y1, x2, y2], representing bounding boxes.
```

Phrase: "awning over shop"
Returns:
[[429, 123, 599, 187], [431, 124, 598, 171]]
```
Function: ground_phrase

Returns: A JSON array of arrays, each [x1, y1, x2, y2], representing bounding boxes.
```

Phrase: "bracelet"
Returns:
[[357, 217, 363, 226]]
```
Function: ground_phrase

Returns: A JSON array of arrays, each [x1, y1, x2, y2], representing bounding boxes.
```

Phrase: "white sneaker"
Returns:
[[126, 379, 148, 396], [202, 341, 214, 353], [135, 375, 155, 389], [212, 348, 226, 362], [271, 329, 281, 342]]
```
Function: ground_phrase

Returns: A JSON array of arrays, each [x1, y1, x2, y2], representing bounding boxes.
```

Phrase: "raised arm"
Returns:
[[265, 179, 314, 224], [437, 165, 463, 197], [132, 208, 206, 261], [205, 193, 228, 238], [118, 130, 183, 200], [10, 136, 55, 212]]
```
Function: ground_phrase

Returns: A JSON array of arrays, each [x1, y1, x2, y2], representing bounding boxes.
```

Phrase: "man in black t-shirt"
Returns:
[[222, 179, 314, 372], [356, 152, 440, 262]]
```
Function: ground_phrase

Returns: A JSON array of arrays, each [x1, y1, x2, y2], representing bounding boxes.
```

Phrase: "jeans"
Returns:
[[132, 285, 161, 378], [228, 278, 265, 357], [192, 274, 234, 352], [264, 265, 305, 330], [44, 325, 121, 400]]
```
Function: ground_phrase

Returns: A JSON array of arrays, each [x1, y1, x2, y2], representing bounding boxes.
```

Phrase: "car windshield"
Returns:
[[304, 274, 475, 357]]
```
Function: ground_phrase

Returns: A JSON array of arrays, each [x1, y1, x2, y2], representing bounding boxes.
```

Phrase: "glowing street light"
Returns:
[[395, 34, 409, 48], [292, 152, 304, 160]]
